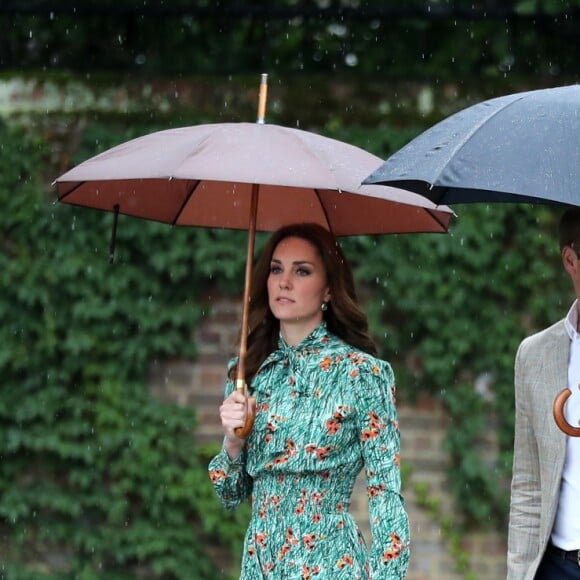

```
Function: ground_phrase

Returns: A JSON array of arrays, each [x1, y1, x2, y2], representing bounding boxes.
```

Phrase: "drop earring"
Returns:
[[321, 302, 328, 312]]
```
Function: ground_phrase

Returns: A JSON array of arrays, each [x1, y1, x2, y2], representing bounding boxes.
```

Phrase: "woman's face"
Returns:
[[267, 236, 331, 341]]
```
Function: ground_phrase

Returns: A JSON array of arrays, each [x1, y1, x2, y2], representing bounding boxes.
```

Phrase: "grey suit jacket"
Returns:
[[507, 319, 569, 579]]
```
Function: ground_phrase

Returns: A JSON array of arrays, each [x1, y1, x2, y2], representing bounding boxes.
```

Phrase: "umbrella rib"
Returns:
[[173, 180, 201, 225], [57, 181, 86, 202], [313, 189, 334, 236], [434, 96, 527, 176], [426, 207, 452, 232]]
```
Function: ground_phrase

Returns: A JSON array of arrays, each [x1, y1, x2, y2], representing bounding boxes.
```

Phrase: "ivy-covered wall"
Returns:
[[1, 75, 574, 577]]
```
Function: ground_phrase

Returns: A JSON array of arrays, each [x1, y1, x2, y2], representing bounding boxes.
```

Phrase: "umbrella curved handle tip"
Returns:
[[553, 388, 580, 437], [234, 396, 256, 439]]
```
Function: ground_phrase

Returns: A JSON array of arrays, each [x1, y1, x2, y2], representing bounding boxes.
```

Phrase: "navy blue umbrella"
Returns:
[[364, 84, 580, 206]]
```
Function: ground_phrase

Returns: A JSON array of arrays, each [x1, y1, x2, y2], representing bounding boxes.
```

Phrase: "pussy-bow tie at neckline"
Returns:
[[252, 322, 333, 396]]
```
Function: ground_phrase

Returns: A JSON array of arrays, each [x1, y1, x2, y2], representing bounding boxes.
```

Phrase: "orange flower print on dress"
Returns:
[[209, 469, 227, 483], [311, 491, 323, 505], [347, 352, 367, 365], [394, 452, 401, 469], [362, 410, 386, 441], [315, 446, 333, 461], [266, 438, 297, 469], [305, 444, 338, 462], [368, 411, 385, 430], [303, 533, 320, 552], [319, 356, 332, 371], [302, 564, 321, 579], [336, 554, 354, 569], [325, 405, 349, 435], [295, 490, 308, 516], [286, 528, 299, 546], [326, 417, 342, 435], [367, 483, 387, 499], [381, 532, 404, 564], [277, 527, 299, 560], [361, 427, 379, 441]]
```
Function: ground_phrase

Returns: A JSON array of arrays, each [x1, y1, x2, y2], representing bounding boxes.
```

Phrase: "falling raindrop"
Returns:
[[345, 53, 358, 67]]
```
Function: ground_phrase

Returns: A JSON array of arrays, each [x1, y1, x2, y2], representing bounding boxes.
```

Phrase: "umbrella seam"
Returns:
[[173, 180, 201, 225], [429, 94, 527, 183], [56, 181, 85, 202], [313, 188, 334, 236]]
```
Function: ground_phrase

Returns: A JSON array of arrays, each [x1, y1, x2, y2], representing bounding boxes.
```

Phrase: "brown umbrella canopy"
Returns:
[[55, 122, 454, 236]]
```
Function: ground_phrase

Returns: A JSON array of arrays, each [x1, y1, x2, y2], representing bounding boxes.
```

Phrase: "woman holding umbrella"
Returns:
[[208, 222, 410, 579]]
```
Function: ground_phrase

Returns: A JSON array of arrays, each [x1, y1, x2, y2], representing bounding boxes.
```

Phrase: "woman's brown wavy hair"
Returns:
[[230, 223, 378, 386]]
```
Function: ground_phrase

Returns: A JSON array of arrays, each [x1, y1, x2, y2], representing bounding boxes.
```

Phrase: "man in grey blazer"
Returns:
[[508, 208, 580, 579]]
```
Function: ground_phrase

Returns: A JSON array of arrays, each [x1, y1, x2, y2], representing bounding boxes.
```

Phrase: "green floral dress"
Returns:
[[208, 322, 410, 579]]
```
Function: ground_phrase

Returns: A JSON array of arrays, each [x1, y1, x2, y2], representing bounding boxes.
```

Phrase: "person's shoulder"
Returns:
[[322, 331, 391, 375], [518, 318, 566, 352], [343, 346, 392, 379], [226, 355, 239, 373]]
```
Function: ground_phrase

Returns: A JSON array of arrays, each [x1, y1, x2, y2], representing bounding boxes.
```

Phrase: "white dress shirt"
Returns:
[[551, 299, 580, 549]]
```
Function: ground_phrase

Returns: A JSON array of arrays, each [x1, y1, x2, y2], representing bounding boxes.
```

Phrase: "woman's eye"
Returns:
[[296, 267, 311, 276], [270, 265, 282, 274]]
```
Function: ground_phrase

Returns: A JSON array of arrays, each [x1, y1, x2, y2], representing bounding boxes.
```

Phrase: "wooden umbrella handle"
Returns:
[[553, 388, 580, 437], [233, 381, 256, 439], [232, 181, 259, 439]]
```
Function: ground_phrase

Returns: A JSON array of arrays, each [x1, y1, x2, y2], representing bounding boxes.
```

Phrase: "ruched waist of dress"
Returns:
[[251, 473, 354, 517]]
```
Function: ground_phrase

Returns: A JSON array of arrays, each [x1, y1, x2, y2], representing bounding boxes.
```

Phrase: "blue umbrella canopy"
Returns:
[[364, 84, 580, 206], [366, 83, 580, 436]]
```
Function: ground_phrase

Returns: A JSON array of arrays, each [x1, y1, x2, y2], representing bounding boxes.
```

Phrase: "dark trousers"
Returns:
[[535, 546, 580, 580]]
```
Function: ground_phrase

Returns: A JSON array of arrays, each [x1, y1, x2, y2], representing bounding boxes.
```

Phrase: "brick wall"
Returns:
[[149, 293, 508, 579]]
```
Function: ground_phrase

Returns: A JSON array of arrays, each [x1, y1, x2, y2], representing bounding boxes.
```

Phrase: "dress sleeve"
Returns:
[[354, 357, 410, 578], [207, 362, 253, 510]]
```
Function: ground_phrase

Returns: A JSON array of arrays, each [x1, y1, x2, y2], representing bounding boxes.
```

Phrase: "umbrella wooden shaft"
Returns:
[[257, 73, 268, 124], [553, 388, 580, 436], [233, 183, 259, 438], [233, 74, 268, 438]]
